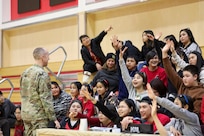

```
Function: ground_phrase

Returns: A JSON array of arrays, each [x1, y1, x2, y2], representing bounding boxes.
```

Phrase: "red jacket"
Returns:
[[140, 66, 168, 87], [14, 125, 24, 136]]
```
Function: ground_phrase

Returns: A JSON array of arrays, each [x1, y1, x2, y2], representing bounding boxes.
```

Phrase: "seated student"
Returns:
[[179, 28, 202, 57], [121, 96, 170, 133], [162, 40, 204, 116], [150, 94, 170, 136], [78, 83, 95, 118], [70, 81, 82, 100], [164, 34, 188, 95], [94, 78, 119, 107], [171, 45, 204, 84], [90, 53, 119, 93], [119, 47, 148, 107], [0, 91, 16, 128], [147, 83, 203, 136], [81, 88, 139, 128], [150, 78, 174, 118], [140, 50, 168, 87], [111, 36, 142, 99], [0, 101, 10, 136], [70, 104, 117, 128], [139, 30, 165, 70], [118, 55, 138, 101], [60, 99, 83, 130], [14, 105, 24, 136], [51, 81, 72, 122], [80, 26, 113, 83]]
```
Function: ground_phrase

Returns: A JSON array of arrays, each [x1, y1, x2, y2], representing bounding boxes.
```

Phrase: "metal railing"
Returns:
[[45, 46, 67, 89], [0, 78, 14, 99], [0, 46, 67, 100]]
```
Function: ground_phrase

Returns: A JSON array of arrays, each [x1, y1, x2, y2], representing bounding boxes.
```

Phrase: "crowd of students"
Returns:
[[1, 26, 204, 136], [77, 26, 204, 135]]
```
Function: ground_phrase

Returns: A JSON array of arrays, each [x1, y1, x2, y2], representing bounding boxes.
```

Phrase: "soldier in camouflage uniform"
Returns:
[[20, 47, 60, 136]]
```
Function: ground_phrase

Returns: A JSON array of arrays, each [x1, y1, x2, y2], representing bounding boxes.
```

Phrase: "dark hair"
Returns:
[[143, 30, 154, 47], [164, 35, 180, 50], [145, 50, 158, 66], [69, 99, 83, 111], [119, 99, 139, 117], [82, 83, 93, 96], [177, 95, 194, 112], [126, 55, 138, 65], [15, 105, 21, 110], [106, 104, 117, 114], [143, 30, 154, 37], [134, 71, 147, 88], [139, 96, 152, 105], [79, 34, 89, 43], [96, 78, 109, 89], [179, 28, 197, 45], [71, 81, 82, 91], [51, 81, 62, 94], [15, 105, 23, 126], [150, 78, 167, 97], [183, 65, 199, 81], [0, 91, 2, 95], [189, 51, 204, 73]]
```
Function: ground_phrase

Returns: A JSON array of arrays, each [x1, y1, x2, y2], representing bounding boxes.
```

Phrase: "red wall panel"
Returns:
[[11, 0, 78, 20]]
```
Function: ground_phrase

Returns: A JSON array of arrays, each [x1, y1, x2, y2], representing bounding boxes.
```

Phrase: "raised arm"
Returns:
[[118, 47, 134, 92], [94, 26, 113, 43], [170, 43, 188, 69], [162, 41, 183, 90], [81, 88, 120, 124]]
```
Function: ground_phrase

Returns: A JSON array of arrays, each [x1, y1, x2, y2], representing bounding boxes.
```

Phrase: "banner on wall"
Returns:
[[12, 0, 78, 20], [50, 0, 74, 6], [18, 0, 40, 13]]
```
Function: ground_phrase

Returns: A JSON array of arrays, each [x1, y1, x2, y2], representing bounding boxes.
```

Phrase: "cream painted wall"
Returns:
[[2, 0, 204, 67], [92, 0, 204, 55], [3, 16, 78, 66]]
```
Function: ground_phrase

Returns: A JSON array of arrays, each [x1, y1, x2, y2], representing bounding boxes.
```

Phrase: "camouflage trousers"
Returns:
[[23, 120, 48, 136]]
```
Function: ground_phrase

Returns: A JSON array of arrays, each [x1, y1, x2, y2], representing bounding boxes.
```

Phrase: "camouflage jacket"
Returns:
[[20, 64, 56, 121]]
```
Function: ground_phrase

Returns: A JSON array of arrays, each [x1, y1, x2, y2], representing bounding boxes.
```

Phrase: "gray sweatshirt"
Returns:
[[156, 97, 202, 136], [171, 52, 204, 84], [119, 59, 148, 108]]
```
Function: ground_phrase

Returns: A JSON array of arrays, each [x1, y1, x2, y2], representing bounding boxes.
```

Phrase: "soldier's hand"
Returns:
[[54, 120, 61, 129]]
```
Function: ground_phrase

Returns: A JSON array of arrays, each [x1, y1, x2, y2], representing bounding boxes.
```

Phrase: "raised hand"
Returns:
[[110, 35, 119, 46], [155, 32, 162, 40], [146, 83, 156, 100], [147, 33, 155, 41], [81, 87, 97, 104], [162, 40, 173, 58], [105, 26, 113, 33], [69, 111, 78, 119], [151, 99, 157, 117], [119, 46, 128, 60]]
